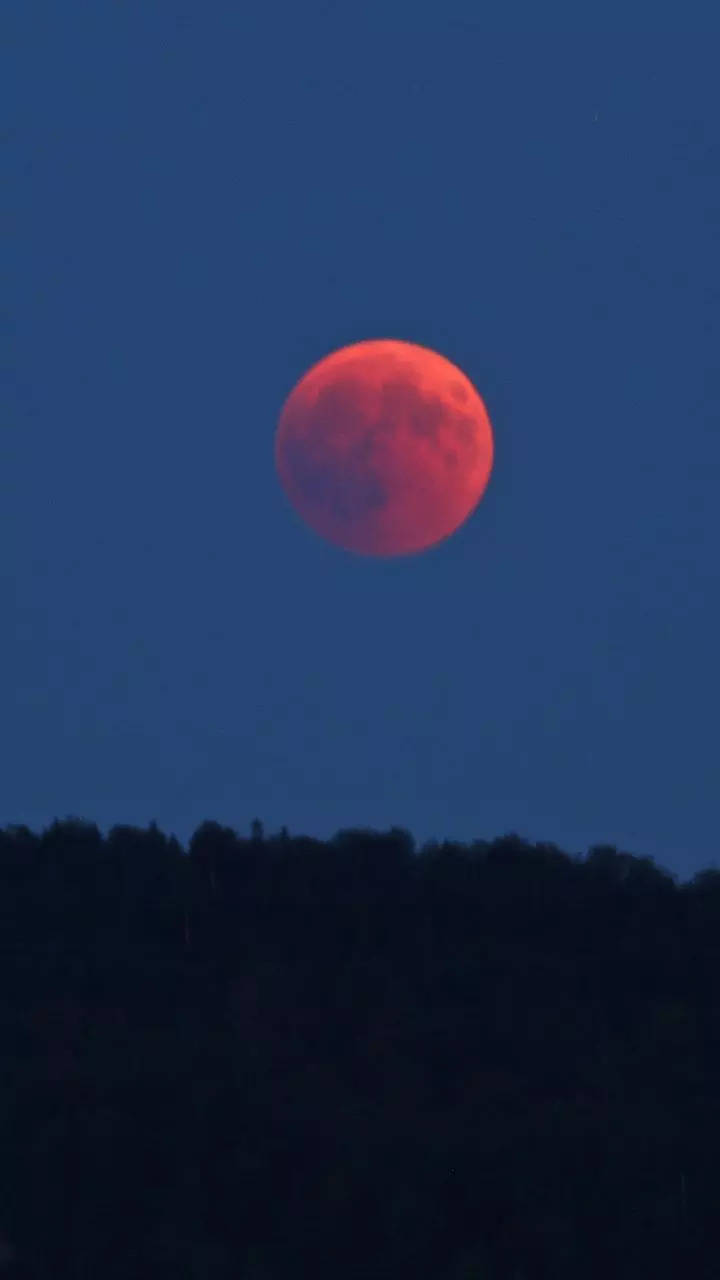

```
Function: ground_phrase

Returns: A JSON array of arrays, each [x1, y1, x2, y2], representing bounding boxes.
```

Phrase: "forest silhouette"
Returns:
[[1, 816, 719, 1278]]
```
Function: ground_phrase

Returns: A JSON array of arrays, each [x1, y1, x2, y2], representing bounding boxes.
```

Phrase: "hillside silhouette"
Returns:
[[1, 817, 719, 1278]]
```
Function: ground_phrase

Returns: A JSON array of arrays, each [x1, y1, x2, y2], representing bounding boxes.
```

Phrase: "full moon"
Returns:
[[275, 339, 494, 557]]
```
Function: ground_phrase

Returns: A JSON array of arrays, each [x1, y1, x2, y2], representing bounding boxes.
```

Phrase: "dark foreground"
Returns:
[[1, 818, 718, 1277]]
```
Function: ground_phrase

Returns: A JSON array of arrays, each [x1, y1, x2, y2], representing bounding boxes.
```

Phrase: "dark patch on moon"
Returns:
[[379, 378, 448, 445], [281, 436, 388, 524], [449, 381, 469, 404]]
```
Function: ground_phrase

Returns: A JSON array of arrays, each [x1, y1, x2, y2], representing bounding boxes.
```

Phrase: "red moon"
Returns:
[[275, 338, 494, 557]]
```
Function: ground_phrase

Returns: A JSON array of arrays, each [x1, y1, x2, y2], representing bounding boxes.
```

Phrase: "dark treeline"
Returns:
[[0, 817, 719, 1278]]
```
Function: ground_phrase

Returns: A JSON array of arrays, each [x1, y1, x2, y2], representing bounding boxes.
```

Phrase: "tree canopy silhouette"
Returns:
[[0, 816, 718, 1278]]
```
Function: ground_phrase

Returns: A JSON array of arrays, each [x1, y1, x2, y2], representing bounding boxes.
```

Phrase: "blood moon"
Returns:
[[274, 339, 494, 556]]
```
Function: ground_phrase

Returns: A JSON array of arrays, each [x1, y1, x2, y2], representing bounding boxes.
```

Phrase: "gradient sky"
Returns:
[[6, 2, 720, 880]]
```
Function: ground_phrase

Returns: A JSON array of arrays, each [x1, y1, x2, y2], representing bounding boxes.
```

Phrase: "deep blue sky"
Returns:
[[7, 3, 719, 879]]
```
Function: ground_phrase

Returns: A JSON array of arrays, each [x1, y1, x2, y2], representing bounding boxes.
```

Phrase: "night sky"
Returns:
[[7, 3, 720, 880]]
